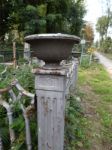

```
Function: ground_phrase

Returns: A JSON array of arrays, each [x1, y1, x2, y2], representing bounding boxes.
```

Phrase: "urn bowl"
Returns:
[[25, 33, 80, 64]]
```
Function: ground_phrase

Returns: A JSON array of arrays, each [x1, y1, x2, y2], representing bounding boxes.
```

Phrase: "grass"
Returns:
[[0, 65, 5, 72], [77, 62, 112, 149], [0, 64, 34, 91], [101, 52, 112, 60], [65, 95, 90, 150]]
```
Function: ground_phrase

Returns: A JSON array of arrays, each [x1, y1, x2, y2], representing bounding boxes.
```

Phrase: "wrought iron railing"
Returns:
[[0, 79, 34, 150], [0, 50, 23, 62]]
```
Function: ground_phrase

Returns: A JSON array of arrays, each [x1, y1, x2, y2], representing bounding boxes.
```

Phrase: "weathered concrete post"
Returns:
[[24, 42, 30, 60], [25, 33, 80, 150], [71, 52, 81, 89], [34, 67, 67, 150]]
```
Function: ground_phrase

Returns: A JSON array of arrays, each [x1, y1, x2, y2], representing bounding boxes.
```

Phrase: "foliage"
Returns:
[[0, 0, 86, 43], [0, 65, 13, 89], [96, 0, 112, 40], [100, 37, 112, 53], [87, 47, 96, 54], [0, 64, 36, 150], [80, 54, 92, 68], [95, 0, 112, 54], [78, 62, 112, 147], [83, 23, 94, 45], [0, 65, 5, 72], [0, 64, 34, 91], [0, 105, 10, 149], [0, 0, 12, 41], [68, 0, 86, 35], [14, 65, 34, 92], [96, 16, 110, 40], [65, 95, 90, 149], [101, 52, 112, 60], [11, 102, 37, 150]]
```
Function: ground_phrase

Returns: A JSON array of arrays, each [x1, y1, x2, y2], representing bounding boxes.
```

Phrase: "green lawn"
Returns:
[[77, 62, 112, 150], [101, 52, 112, 60]]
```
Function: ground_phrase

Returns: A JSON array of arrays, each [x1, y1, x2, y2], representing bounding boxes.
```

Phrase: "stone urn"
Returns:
[[24, 33, 80, 150], [24, 33, 80, 65]]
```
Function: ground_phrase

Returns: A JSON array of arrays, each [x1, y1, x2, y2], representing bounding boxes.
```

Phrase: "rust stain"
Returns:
[[47, 143, 52, 149]]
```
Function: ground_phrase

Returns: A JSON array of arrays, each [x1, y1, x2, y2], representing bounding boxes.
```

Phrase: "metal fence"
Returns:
[[0, 79, 35, 150], [0, 50, 23, 62]]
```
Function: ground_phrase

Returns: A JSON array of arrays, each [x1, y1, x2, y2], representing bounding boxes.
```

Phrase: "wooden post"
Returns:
[[13, 41, 16, 68]]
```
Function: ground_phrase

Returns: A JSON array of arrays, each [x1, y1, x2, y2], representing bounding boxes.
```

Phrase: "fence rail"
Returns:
[[0, 50, 23, 62], [0, 79, 35, 150]]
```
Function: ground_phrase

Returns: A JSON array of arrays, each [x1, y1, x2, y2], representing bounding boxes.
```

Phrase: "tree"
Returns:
[[68, 0, 86, 35], [0, 0, 86, 43], [0, 0, 11, 42], [84, 23, 94, 45], [96, 16, 110, 40], [96, 0, 112, 40], [46, 0, 70, 33], [37, 0, 86, 35], [101, 36, 112, 53]]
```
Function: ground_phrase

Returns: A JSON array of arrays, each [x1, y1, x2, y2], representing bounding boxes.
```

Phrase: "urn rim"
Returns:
[[24, 33, 80, 43]]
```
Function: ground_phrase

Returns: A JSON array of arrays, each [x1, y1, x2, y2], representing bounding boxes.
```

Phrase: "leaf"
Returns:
[[37, 4, 47, 17], [77, 141, 83, 147]]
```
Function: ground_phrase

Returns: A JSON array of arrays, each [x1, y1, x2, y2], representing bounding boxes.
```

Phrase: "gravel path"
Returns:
[[94, 52, 112, 78]]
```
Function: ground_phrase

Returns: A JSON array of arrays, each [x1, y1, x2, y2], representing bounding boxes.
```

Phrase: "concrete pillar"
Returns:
[[24, 43, 30, 60], [72, 58, 79, 89], [33, 66, 71, 150]]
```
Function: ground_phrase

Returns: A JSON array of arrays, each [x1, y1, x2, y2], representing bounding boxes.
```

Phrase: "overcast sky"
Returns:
[[84, 0, 102, 23], [84, 0, 112, 41], [84, 0, 102, 41]]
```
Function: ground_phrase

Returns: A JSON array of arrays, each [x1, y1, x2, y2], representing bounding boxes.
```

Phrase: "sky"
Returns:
[[84, 0, 112, 41], [84, 0, 102, 24], [84, 0, 103, 41]]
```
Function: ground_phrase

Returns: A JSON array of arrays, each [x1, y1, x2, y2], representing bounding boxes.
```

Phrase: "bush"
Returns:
[[80, 54, 91, 68], [65, 95, 89, 149], [100, 37, 112, 53]]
